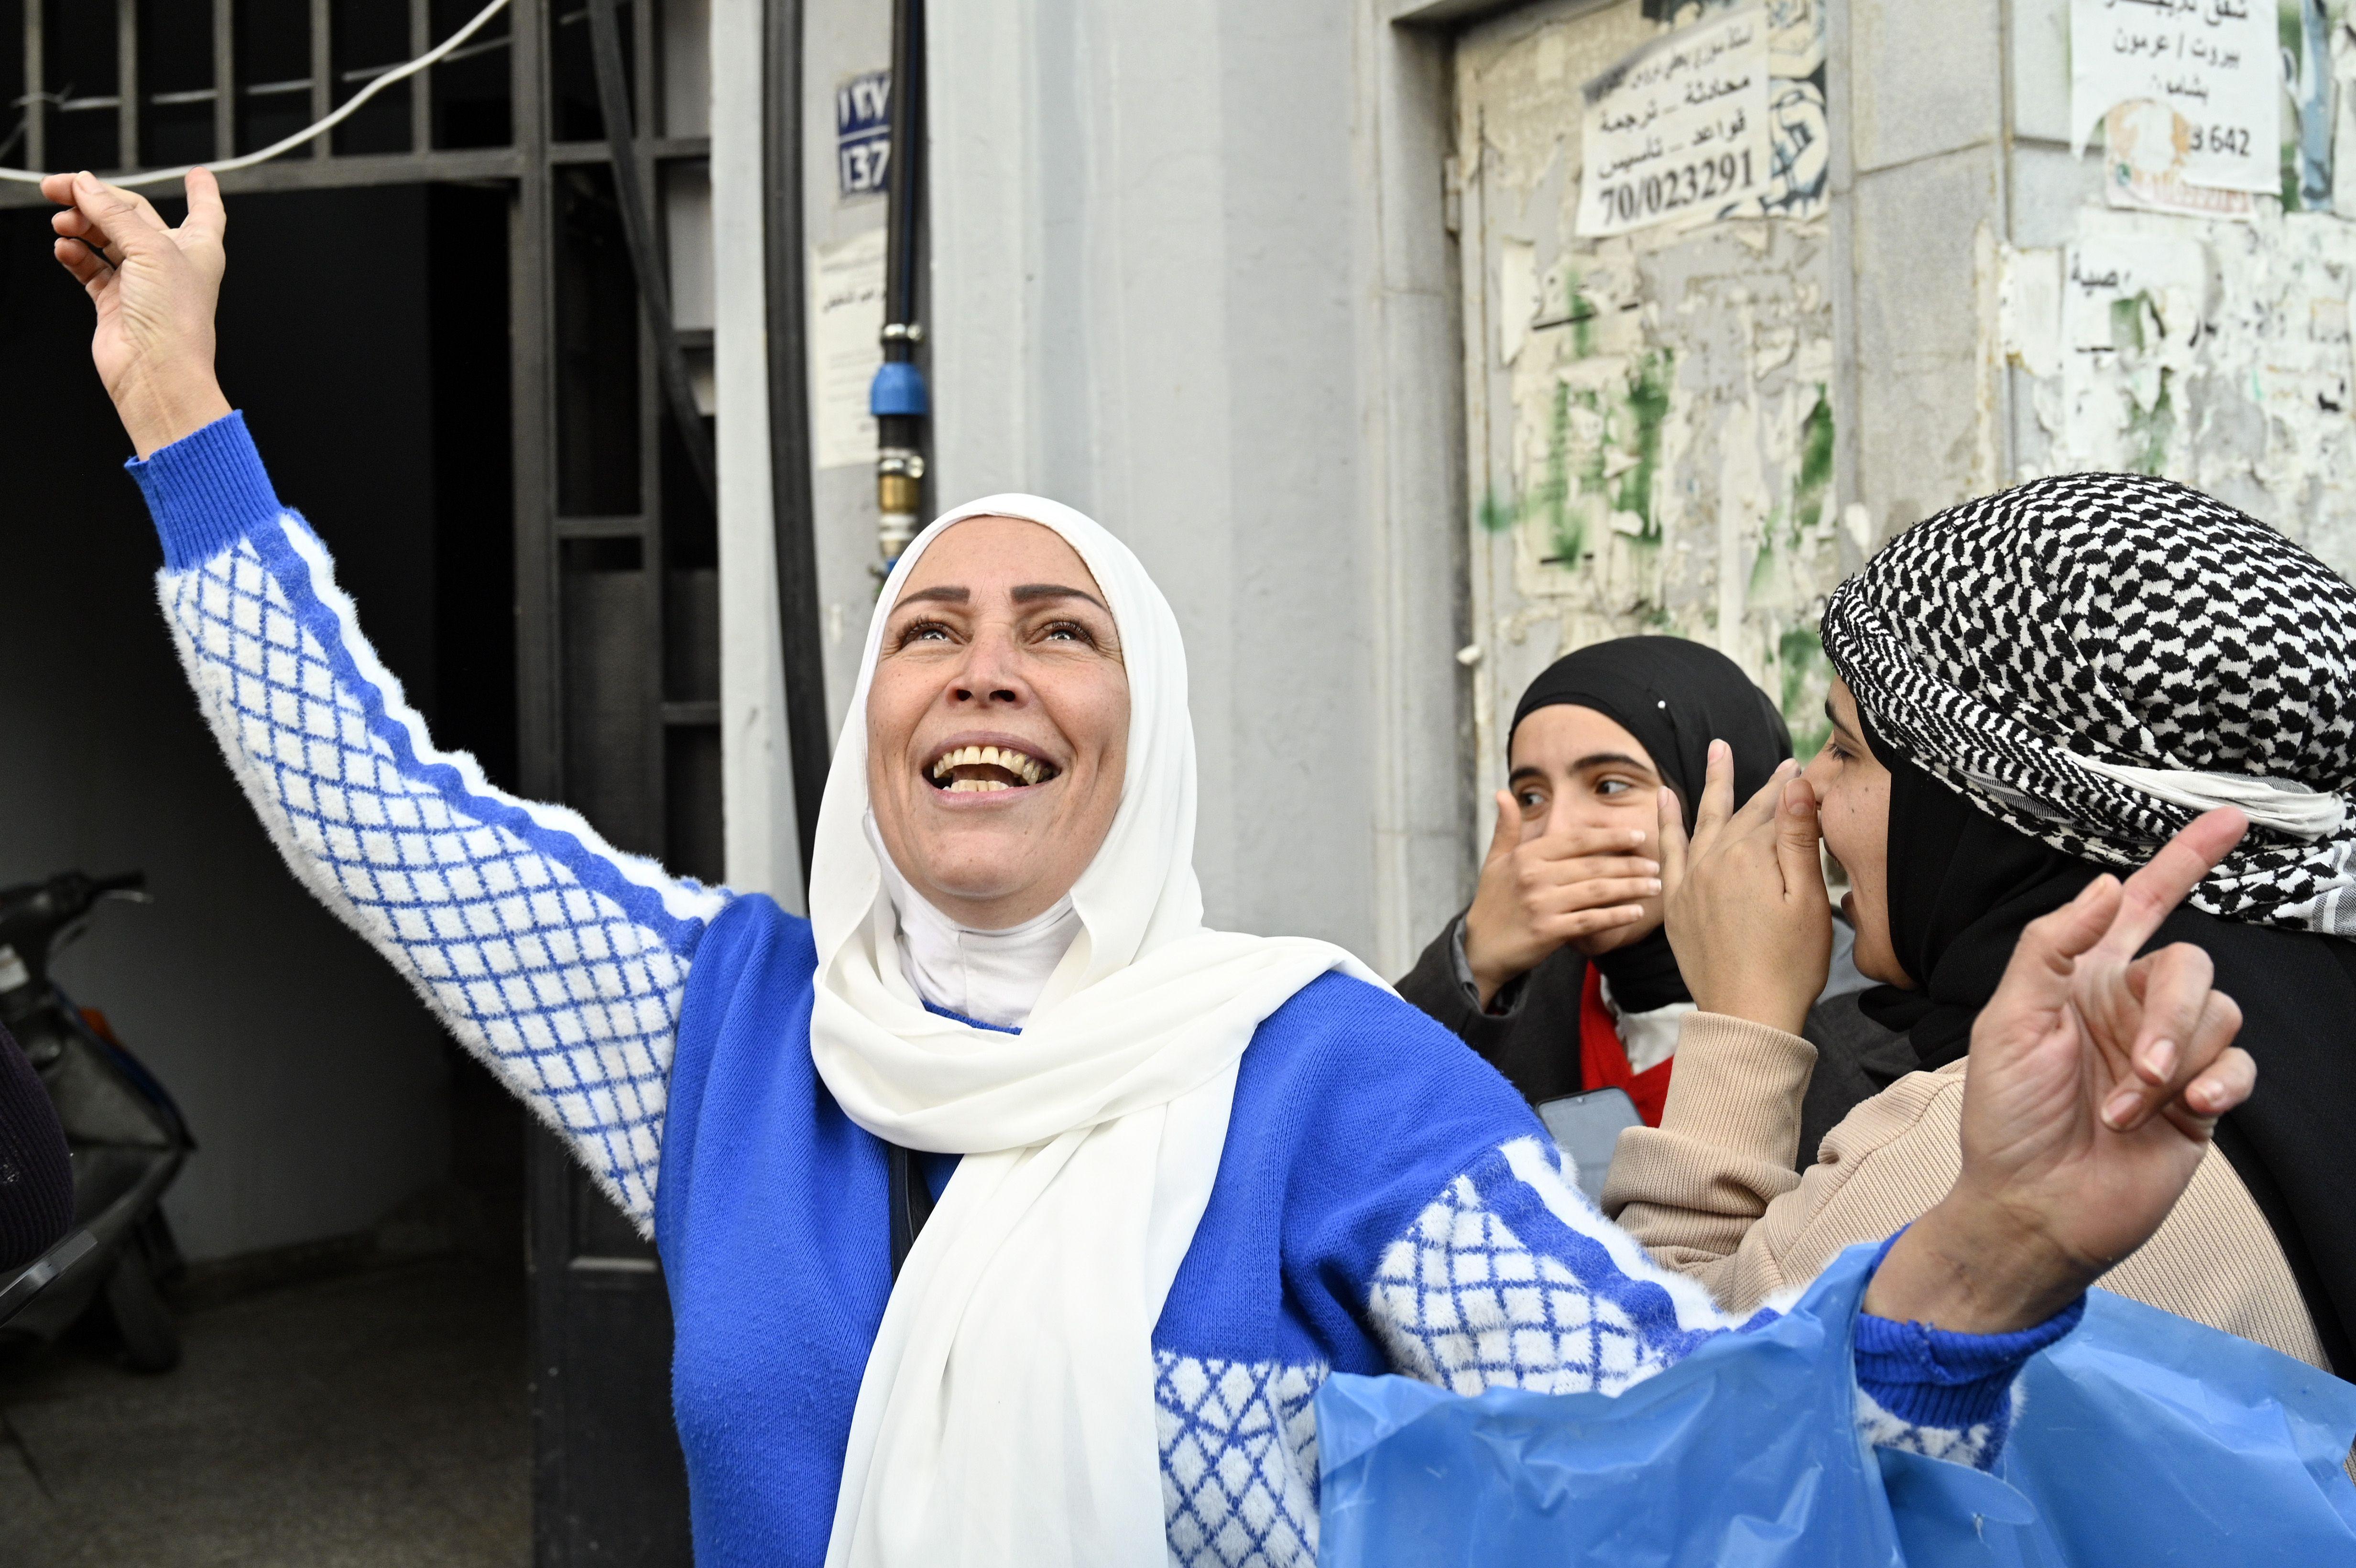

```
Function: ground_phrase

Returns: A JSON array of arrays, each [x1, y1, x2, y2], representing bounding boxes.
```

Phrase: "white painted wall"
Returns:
[[906, 0, 1471, 968], [712, 0, 806, 905]]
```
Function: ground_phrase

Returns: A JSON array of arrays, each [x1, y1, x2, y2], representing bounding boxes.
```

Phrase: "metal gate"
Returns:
[[0, 2, 738, 1558]]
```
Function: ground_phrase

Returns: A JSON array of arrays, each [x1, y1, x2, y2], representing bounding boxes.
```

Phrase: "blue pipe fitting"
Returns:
[[870, 361, 930, 417]]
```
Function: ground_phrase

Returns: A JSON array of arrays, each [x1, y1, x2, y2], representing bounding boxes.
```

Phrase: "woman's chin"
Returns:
[[904, 834, 1066, 915]]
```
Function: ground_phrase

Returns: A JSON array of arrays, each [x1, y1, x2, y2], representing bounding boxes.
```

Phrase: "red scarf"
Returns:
[[1578, 964, 1674, 1126]]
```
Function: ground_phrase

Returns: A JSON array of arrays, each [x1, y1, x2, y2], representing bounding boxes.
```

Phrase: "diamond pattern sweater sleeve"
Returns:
[[129, 414, 730, 1230], [1359, 1133, 2075, 1470]]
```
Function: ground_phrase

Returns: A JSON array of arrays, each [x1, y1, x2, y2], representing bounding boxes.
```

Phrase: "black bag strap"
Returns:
[[887, 1143, 937, 1281]]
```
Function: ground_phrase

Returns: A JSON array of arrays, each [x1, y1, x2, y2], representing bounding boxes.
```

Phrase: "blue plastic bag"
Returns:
[[1316, 1244, 2356, 1567]]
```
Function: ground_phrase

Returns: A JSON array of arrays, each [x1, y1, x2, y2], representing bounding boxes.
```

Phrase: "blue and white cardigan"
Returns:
[[131, 414, 2074, 1568]]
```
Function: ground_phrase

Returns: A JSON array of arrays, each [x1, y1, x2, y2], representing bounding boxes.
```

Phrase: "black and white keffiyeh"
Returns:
[[1820, 471, 2356, 937]]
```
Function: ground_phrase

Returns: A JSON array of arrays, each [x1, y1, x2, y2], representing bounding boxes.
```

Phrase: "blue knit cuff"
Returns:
[[1853, 1229, 2088, 1431], [123, 411, 284, 570]]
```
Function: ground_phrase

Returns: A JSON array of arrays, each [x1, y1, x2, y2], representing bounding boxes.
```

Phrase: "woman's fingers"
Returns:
[[1483, 790, 1519, 868], [2108, 941, 2214, 1089], [1515, 852, 1662, 891], [2001, 873, 2123, 1005], [2154, 1019, 2255, 1140], [1537, 903, 1652, 942], [1657, 784, 1690, 895], [2093, 808, 2248, 963], [1688, 740, 1737, 854], [62, 172, 171, 262], [183, 167, 228, 243], [1773, 773, 1825, 906], [52, 235, 114, 294], [2103, 972, 2241, 1134], [1529, 875, 1663, 919], [2167, 1044, 2257, 1134]]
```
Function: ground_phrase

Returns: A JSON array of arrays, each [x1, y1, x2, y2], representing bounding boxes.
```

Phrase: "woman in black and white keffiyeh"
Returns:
[[1812, 471, 2356, 1370]]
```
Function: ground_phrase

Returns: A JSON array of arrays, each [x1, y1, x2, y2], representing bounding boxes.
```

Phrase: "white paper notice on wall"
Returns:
[[1576, 7, 1771, 238], [807, 228, 887, 471], [2069, 0, 2280, 196], [2057, 228, 2208, 469]]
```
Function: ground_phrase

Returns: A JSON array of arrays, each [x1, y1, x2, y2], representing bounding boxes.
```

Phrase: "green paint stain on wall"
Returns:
[[1478, 490, 1516, 534], [1613, 351, 1671, 540], [1777, 624, 1831, 758], [1749, 512, 1782, 598], [1795, 385, 1833, 532], [2126, 366, 2175, 476], [1535, 381, 1585, 565], [2109, 294, 2147, 355]]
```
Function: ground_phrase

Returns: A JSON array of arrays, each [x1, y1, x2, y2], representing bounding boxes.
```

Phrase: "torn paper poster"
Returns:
[[1577, 7, 1771, 236], [807, 227, 886, 470], [2000, 244, 2066, 380], [2018, 206, 2356, 578], [2331, 3, 2356, 220], [2056, 226, 2208, 475], [2069, 0, 2280, 196], [2103, 99, 2257, 219]]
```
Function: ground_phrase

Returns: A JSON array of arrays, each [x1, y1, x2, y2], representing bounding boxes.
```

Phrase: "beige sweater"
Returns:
[[1601, 1012, 2328, 1370]]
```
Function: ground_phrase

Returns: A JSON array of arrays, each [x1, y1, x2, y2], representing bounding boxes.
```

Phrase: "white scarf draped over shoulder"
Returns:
[[809, 494, 1379, 1567]]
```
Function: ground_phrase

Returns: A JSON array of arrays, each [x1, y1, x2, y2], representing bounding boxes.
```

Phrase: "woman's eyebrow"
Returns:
[[1822, 700, 1860, 741], [1571, 751, 1654, 774], [895, 585, 970, 607], [1011, 583, 1111, 612]]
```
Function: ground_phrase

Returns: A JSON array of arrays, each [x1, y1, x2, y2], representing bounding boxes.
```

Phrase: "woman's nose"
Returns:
[[1546, 794, 1595, 841], [950, 627, 1027, 705], [1800, 750, 1834, 797]]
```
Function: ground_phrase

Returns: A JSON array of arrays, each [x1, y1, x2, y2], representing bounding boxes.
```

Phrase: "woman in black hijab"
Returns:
[[1397, 636, 1889, 1140], [1813, 470, 2356, 1372]]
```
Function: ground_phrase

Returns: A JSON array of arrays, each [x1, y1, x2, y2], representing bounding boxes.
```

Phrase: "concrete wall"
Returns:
[[898, 0, 1470, 969], [0, 189, 460, 1263]]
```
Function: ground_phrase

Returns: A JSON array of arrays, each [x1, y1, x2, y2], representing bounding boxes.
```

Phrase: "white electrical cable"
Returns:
[[0, 0, 513, 187]]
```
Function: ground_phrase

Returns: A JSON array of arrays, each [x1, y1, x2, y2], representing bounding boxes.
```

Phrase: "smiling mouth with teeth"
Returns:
[[927, 744, 1059, 793]]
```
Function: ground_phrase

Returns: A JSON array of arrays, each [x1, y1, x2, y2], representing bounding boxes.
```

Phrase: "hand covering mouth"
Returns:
[[926, 743, 1061, 793]]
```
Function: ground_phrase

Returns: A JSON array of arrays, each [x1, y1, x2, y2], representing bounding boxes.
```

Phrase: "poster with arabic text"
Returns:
[[2070, 0, 2281, 197], [1577, 8, 1771, 237]]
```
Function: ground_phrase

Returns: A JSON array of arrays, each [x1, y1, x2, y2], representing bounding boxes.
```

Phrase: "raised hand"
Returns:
[[1656, 741, 1832, 1036], [1867, 810, 2258, 1334], [1461, 789, 1661, 1006], [42, 167, 230, 457]]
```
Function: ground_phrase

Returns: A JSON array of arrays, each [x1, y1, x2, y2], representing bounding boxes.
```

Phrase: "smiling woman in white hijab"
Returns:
[[53, 167, 2279, 1568]]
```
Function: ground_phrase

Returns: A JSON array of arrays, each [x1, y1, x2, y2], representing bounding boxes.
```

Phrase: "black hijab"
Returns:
[[1511, 636, 1791, 1012]]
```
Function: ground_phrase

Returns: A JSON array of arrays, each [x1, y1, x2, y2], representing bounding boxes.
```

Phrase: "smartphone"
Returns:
[[1535, 1087, 1642, 1201]]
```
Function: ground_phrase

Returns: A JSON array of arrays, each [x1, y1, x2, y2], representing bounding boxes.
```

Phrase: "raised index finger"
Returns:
[[1688, 739, 1738, 850], [2094, 808, 2247, 961]]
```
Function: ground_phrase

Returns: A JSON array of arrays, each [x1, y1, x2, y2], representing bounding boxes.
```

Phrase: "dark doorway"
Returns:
[[0, 181, 533, 1561]]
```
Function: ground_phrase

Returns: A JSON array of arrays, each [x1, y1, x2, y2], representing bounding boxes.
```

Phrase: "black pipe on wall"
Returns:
[[765, 0, 833, 882]]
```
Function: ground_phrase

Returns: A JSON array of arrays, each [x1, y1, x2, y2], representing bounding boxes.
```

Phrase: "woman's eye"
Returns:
[[1041, 620, 1094, 644], [1516, 790, 1546, 810], [1596, 778, 1629, 797], [897, 619, 952, 645]]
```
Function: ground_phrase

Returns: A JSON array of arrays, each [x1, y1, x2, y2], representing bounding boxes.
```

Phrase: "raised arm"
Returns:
[[48, 169, 727, 1230]]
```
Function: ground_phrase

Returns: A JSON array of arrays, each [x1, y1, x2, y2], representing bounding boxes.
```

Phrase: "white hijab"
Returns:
[[810, 495, 1378, 1567]]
